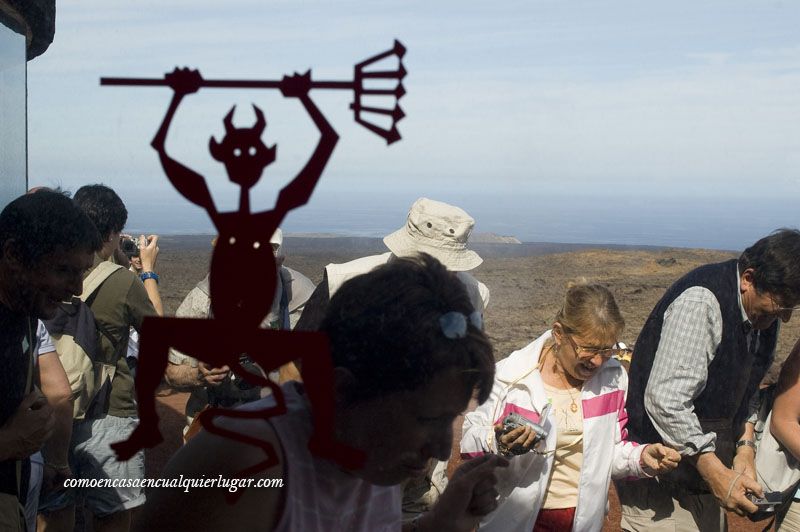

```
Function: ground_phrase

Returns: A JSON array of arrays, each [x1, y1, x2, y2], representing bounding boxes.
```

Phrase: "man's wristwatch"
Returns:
[[735, 439, 756, 451]]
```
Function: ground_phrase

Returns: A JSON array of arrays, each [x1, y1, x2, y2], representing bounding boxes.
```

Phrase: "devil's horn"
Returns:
[[223, 106, 236, 133], [251, 104, 266, 136]]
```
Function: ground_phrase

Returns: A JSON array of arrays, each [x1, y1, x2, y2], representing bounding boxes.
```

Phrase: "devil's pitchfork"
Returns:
[[102, 39, 407, 143]]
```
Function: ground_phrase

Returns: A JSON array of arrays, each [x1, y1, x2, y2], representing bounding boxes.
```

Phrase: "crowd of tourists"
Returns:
[[2, 189, 800, 532]]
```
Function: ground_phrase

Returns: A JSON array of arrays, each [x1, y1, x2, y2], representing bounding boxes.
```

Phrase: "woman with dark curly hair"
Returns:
[[135, 254, 507, 531]]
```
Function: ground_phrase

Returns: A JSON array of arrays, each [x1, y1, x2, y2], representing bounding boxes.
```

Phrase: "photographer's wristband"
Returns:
[[140, 271, 159, 284]]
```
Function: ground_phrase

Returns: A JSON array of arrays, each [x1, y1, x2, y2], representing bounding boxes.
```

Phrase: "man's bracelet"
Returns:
[[735, 439, 756, 451], [140, 271, 159, 284], [725, 471, 744, 504]]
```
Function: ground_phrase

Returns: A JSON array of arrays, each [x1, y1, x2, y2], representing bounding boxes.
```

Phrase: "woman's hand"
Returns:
[[494, 423, 537, 456], [640, 443, 681, 475]]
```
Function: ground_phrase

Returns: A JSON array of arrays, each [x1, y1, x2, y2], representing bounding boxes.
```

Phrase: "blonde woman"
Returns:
[[461, 283, 681, 532]]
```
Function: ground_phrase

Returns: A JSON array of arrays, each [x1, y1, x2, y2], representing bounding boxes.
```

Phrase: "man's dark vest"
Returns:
[[626, 259, 778, 491]]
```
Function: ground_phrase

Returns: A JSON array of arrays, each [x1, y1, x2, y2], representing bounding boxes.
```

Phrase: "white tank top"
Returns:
[[268, 383, 402, 531]]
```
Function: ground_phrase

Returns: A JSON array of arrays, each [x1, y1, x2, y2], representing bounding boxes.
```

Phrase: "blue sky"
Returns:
[[25, 1, 800, 246]]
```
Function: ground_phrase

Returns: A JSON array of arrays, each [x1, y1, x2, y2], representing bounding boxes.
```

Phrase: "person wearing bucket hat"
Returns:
[[296, 197, 489, 333], [293, 197, 490, 523], [382, 197, 483, 272]]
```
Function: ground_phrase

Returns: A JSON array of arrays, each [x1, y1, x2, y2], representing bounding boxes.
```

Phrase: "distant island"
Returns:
[[283, 232, 521, 243], [468, 233, 522, 244]]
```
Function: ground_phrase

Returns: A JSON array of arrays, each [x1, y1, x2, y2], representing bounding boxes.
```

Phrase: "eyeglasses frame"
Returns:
[[562, 330, 633, 362]]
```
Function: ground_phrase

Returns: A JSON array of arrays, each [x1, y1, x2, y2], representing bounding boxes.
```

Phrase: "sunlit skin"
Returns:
[[552, 325, 614, 383], [129, 255, 143, 273], [740, 268, 795, 330]]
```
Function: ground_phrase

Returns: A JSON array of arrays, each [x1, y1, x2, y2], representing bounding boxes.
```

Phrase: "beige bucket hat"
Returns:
[[383, 197, 483, 271]]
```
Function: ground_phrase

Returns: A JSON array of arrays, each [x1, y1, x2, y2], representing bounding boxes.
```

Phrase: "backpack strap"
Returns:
[[81, 261, 125, 302], [79, 261, 126, 372]]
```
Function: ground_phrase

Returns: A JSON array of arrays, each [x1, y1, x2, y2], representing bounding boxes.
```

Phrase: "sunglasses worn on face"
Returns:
[[564, 332, 633, 361]]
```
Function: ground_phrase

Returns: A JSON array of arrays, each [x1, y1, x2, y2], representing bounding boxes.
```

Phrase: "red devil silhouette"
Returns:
[[103, 43, 406, 488]]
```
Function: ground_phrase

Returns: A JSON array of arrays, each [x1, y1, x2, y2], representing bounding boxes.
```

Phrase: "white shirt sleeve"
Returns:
[[36, 320, 56, 359]]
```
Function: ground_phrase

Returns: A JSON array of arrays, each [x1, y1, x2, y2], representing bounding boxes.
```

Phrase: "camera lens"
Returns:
[[121, 239, 138, 256]]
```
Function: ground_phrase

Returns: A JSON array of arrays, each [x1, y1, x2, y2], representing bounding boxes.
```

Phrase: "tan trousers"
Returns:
[[779, 498, 800, 532], [616, 478, 725, 532]]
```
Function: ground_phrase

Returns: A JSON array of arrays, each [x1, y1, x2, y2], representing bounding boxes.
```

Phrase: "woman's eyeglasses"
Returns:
[[564, 332, 633, 361]]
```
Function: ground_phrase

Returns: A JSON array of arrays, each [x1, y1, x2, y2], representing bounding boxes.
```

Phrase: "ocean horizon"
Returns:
[[126, 191, 798, 252]]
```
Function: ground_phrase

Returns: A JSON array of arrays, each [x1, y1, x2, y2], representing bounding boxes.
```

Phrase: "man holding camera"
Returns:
[[0, 191, 101, 531]]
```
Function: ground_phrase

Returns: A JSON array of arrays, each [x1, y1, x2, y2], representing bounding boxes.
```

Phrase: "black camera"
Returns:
[[206, 354, 263, 408], [747, 491, 782, 512], [120, 237, 139, 257]]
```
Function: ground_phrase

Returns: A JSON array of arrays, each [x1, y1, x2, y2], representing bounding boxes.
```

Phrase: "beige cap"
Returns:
[[383, 198, 483, 271]]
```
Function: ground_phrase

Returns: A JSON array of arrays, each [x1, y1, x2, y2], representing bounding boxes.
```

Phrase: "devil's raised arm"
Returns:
[[151, 69, 217, 215], [274, 88, 338, 218]]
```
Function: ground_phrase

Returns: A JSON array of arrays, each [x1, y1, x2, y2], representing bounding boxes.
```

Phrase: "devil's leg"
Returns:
[[246, 329, 364, 471], [111, 317, 240, 460]]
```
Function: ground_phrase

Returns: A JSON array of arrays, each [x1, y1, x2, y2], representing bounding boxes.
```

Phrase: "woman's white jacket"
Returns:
[[460, 331, 649, 532]]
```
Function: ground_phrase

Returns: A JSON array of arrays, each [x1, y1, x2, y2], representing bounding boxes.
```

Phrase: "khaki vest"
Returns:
[[325, 252, 489, 312]]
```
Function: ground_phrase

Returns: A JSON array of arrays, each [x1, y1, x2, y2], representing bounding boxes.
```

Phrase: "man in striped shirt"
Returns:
[[618, 229, 800, 531]]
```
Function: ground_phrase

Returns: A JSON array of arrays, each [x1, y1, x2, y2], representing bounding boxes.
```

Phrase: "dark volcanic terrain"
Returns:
[[156, 235, 798, 376]]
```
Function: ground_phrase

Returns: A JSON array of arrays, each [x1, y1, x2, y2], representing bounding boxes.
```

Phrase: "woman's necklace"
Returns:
[[547, 344, 580, 413], [558, 369, 580, 413]]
